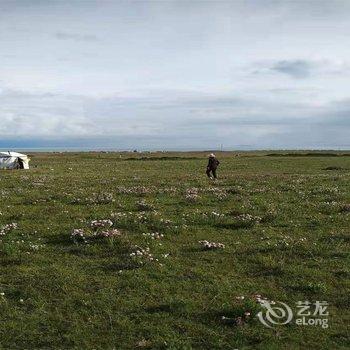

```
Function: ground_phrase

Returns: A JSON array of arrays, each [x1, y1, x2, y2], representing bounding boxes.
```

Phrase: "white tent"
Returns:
[[0, 151, 30, 170]]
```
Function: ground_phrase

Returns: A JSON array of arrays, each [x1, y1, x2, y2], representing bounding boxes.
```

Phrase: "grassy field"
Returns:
[[0, 151, 349, 349]]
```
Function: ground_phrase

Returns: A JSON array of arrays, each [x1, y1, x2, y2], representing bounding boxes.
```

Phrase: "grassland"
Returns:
[[0, 151, 349, 349]]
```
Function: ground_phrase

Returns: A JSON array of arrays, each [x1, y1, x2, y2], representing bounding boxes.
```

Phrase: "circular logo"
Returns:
[[257, 301, 293, 328]]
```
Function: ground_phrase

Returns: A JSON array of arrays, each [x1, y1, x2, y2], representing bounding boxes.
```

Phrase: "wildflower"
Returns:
[[235, 316, 243, 326], [185, 188, 200, 202], [0, 223, 18, 236], [206, 187, 227, 200], [99, 229, 122, 238], [71, 228, 87, 243], [71, 228, 85, 238], [210, 211, 225, 218], [199, 240, 225, 250], [232, 213, 262, 227], [252, 294, 269, 305], [160, 218, 172, 225], [130, 246, 155, 264], [90, 219, 113, 229], [234, 214, 261, 223], [116, 186, 154, 195], [142, 232, 164, 240], [136, 200, 155, 211]]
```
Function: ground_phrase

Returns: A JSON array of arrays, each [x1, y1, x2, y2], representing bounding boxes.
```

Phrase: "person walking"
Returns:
[[206, 153, 220, 179]]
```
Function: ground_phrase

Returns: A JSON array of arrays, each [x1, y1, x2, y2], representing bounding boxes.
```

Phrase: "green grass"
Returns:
[[0, 151, 349, 349]]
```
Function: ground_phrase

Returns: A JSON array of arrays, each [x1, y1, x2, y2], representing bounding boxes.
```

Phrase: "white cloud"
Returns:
[[54, 32, 99, 42]]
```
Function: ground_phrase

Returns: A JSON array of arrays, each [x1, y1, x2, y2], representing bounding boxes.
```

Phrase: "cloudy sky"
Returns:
[[1, 0, 350, 150]]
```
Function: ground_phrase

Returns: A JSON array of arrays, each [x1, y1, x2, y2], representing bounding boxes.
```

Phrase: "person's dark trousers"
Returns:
[[206, 168, 217, 179], [206, 168, 211, 178]]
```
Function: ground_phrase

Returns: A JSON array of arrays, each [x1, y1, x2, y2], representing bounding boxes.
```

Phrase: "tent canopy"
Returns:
[[0, 151, 30, 169], [0, 151, 28, 158]]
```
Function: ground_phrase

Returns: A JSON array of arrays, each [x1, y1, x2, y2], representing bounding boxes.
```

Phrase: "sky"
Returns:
[[1, 0, 350, 150]]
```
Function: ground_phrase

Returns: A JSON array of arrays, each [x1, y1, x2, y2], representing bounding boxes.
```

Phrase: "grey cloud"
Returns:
[[256, 59, 349, 79], [270, 60, 314, 78]]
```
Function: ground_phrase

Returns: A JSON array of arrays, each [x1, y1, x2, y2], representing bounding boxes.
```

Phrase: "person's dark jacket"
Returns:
[[207, 157, 220, 170]]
